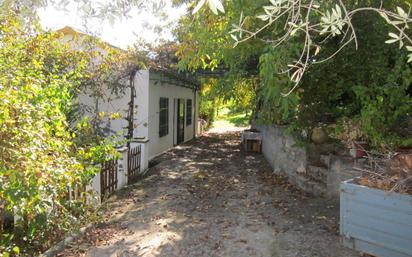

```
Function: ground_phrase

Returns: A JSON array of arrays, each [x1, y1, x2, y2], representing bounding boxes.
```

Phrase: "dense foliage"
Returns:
[[175, 0, 266, 125], [294, 7, 412, 150], [0, 14, 132, 255], [197, 76, 256, 125], [177, 0, 412, 151]]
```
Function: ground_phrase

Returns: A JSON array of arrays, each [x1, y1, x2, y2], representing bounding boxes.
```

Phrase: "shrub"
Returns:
[[0, 14, 119, 255]]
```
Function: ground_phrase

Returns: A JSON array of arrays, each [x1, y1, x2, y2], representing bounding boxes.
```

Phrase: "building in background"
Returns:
[[58, 26, 200, 174]]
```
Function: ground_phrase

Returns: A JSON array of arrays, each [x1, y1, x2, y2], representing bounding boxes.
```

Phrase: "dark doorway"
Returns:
[[177, 99, 185, 144]]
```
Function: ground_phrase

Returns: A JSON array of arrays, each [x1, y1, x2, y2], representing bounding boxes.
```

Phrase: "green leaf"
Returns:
[[385, 39, 398, 44], [257, 14, 270, 21], [270, 0, 286, 5], [379, 11, 391, 23], [333, 4, 342, 18], [230, 34, 238, 41], [388, 32, 399, 39], [290, 28, 299, 36], [408, 53, 412, 63], [12, 246, 20, 254], [335, 4, 342, 17], [208, 0, 225, 15], [192, 0, 206, 15], [396, 6, 408, 19]]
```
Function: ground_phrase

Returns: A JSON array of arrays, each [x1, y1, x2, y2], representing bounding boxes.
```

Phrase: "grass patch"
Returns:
[[213, 107, 250, 129]]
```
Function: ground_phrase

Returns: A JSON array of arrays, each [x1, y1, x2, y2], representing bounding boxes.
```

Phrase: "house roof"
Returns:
[[56, 25, 124, 51], [150, 67, 200, 90], [56, 26, 87, 36], [56, 26, 200, 90]]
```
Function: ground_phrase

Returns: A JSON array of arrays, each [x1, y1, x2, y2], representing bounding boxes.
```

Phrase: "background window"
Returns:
[[159, 97, 169, 137], [186, 99, 192, 126]]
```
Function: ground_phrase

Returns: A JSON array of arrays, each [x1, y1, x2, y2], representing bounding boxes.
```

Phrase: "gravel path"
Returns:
[[59, 130, 359, 257]]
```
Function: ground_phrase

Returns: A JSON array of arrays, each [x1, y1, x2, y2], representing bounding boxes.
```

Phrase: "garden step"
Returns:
[[319, 154, 331, 168], [287, 171, 326, 197], [307, 143, 347, 166], [307, 165, 328, 183]]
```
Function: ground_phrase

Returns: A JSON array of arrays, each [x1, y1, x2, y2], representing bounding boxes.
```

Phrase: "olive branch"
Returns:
[[194, 0, 412, 96]]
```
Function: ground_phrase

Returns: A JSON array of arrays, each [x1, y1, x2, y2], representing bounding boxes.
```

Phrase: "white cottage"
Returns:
[[58, 26, 200, 174], [132, 68, 200, 170]]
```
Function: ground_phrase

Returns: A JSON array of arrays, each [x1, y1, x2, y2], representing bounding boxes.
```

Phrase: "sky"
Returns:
[[38, 1, 187, 49]]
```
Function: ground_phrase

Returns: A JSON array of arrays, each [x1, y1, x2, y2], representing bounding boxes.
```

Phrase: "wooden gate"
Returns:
[[128, 145, 141, 184], [100, 159, 118, 199]]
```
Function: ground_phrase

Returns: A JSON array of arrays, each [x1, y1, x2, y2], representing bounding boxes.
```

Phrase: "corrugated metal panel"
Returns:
[[340, 179, 412, 257]]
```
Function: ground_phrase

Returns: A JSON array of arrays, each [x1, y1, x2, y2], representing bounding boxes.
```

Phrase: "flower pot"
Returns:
[[311, 127, 329, 144], [340, 179, 412, 257], [350, 141, 368, 158]]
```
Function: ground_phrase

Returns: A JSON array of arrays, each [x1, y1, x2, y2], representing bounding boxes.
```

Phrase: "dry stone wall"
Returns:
[[257, 125, 363, 199]]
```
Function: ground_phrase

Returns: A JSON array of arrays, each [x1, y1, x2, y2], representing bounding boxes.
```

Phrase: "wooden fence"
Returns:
[[100, 159, 118, 199], [99, 145, 142, 199], [128, 145, 141, 184]]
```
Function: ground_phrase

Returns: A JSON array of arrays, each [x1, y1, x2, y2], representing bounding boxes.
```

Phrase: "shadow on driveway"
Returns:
[[59, 131, 358, 257]]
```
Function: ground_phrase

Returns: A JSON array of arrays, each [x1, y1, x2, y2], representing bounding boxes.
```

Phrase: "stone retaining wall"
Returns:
[[257, 125, 363, 199]]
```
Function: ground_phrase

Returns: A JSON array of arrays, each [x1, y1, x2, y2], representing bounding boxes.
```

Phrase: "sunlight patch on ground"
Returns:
[[123, 217, 184, 256], [208, 123, 249, 134], [209, 108, 250, 133], [166, 171, 182, 179]]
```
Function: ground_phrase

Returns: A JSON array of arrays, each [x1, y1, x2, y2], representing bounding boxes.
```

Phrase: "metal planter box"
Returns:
[[340, 179, 412, 257]]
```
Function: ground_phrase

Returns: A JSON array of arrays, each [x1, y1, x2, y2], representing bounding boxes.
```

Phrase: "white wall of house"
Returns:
[[57, 27, 199, 207], [76, 80, 131, 143], [146, 72, 198, 160], [132, 70, 150, 172], [195, 90, 200, 137], [61, 30, 130, 142], [59, 27, 199, 173], [133, 70, 150, 139]]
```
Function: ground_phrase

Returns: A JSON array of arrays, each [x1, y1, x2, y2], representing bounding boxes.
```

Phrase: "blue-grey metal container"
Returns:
[[340, 179, 412, 257]]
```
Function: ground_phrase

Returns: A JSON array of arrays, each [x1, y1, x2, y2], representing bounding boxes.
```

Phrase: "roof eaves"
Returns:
[[150, 67, 200, 90], [56, 25, 126, 52]]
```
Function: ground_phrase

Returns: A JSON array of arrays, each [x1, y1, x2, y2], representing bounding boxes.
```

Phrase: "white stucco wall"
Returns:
[[60, 30, 199, 171], [147, 72, 198, 160], [133, 70, 150, 139], [194, 90, 200, 137], [61, 32, 130, 142], [76, 81, 130, 143]]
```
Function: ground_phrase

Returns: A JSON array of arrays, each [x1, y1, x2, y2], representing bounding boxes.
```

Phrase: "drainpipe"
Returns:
[[193, 88, 197, 138]]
